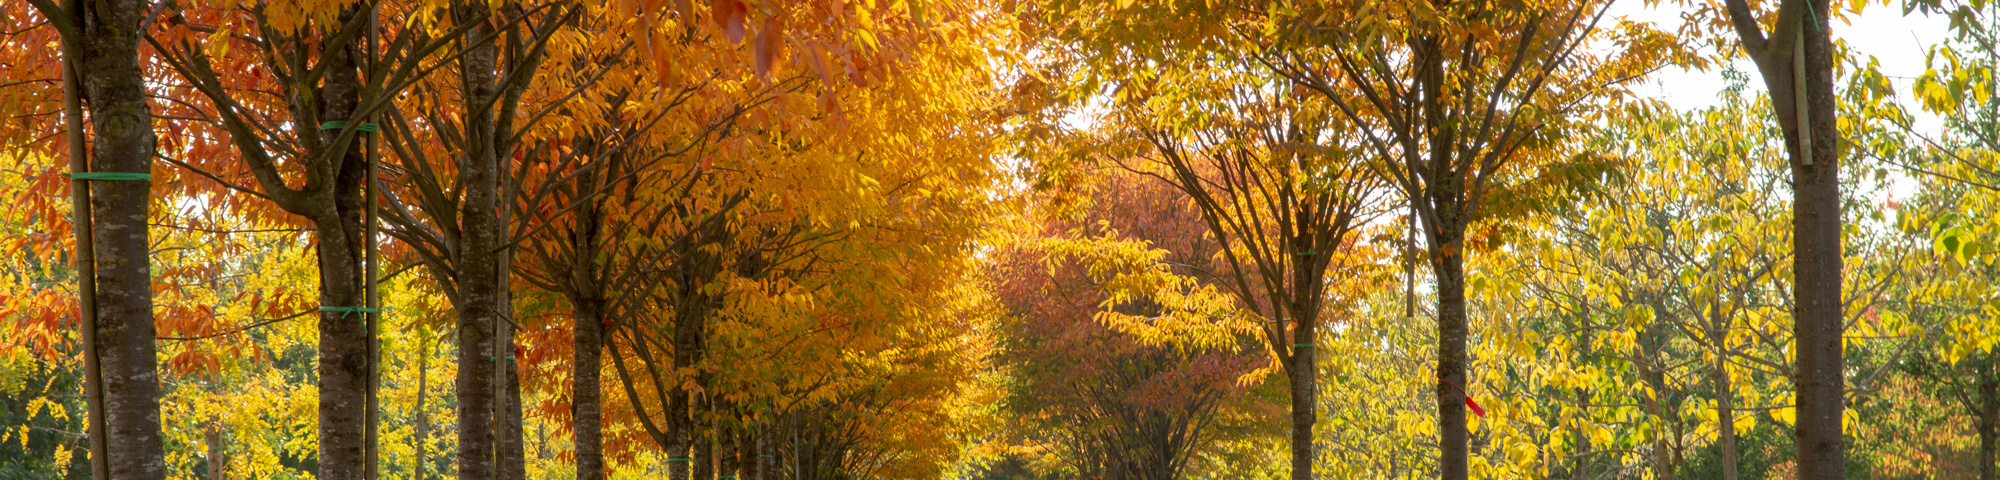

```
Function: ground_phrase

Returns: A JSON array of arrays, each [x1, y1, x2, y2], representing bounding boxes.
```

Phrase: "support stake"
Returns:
[[1793, 18, 1814, 166], [59, 5, 109, 479]]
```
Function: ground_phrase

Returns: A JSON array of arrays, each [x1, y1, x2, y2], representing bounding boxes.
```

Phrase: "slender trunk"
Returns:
[[498, 136, 524, 480], [755, 424, 771, 480], [310, 7, 376, 480], [1572, 310, 1592, 480], [453, 2, 503, 477], [313, 212, 370, 480], [415, 336, 430, 480], [1714, 307, 1739, 480], [1638, 342, 1672, 479], [1414, 30, 1471, 480], [499, 263, 526, 480], [1434, 248, 1469, 480], [1788, 5, 1845, 478], [667, 379, 692, 480], [695, 415, 714, 480], [56, 5, 109, 479], [65, 0, 167, 476], [573, 300, 605, 480], [733, 427, 749, 480], [1727, 1, 1845, 477], [669, 244, 722, 480], [206, 419, 225, 480], [1978, 361, 1997, 480], [1287, 317, 1317, 480], [718, 420, 737, 480]]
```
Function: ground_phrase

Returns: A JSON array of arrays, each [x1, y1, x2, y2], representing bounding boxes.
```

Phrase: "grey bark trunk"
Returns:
[[60, 0, 168, 477], [301, 8, 377, 480], [451, 2, 503, 477], [499, 255, 526, 480], [573, 300, 605, 480], [695, 418, 714, 480]]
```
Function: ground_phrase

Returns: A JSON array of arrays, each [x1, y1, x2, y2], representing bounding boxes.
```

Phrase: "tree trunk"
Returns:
[[573, 299, 605, 480], [718, 422, 737, 480], [1287, 319, 1316, 480], [298, 7, 377, 480], [1786, 6, 1845, 479], [1979, 361, 1997, 480], [1413, 30, 1472, 480], [206, 419, 225, 480], [62, 0, 168, 476], [1714, 307, 1739, 480], [1434, 248, 1469, 480], [1722, 1, 1845, 477], [668, 386, 692, 480], [755, 424, 771, 480], [452, 2, 503, 477], [415, 335, 430, 480], [1572, 310, 1592, 480], [499, 258, 526, 480], [695, 418, 714, 480]]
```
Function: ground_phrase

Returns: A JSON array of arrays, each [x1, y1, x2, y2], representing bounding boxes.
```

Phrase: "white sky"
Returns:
[[1609, 0, 1952, 124]]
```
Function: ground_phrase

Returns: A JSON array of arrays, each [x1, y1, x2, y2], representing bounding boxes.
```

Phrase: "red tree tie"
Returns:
[[1439, 377, 1485, 417]]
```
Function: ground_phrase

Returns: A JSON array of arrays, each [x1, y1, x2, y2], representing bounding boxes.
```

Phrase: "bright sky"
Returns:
[[1609, 0, 1952, 124]]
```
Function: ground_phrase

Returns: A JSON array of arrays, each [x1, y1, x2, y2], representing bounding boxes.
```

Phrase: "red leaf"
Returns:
[[754, 20, 780, 77]]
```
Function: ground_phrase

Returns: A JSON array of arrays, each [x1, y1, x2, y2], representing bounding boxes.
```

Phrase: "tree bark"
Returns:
[[1714, 306, 1740, 480], [694, 417, 714, 480], [206, 419, 225, 480], [755, 424, 771, 480], [499, 252, 526, 480], [1287, 319, 1316, 480], [1721, 1, 1845, 477], [573, 299, 605, 480], [1434, 248, 1469, 480], [415, 335, 431, 480], [307, 10, 376, 480], [1978, 361, 1997, 480], [55, 0, 169, 477], [1784, 6, 1844, 480], [452, 2, 504, 477]]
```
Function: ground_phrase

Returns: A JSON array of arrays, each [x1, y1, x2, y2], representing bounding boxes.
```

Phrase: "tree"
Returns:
[[1255, 1, 1668, 477], [139, 0, 495, 476], [6, 0, 170, 477], [1702, 0, 1849, 475], [989, 169, 1268, 480]]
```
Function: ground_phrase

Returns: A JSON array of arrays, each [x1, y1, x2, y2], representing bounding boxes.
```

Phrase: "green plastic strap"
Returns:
[[64, 172, 152, 182], [318, 306, 379, 318], [666, 457, 691, 462], [1296, 251, 1316, 256], [721, 476, 737, 479], [1294, 343, 1314, 348], [320, 121, 380, 132], [490, 355, 516, 361], [759, 454, 774, 458]]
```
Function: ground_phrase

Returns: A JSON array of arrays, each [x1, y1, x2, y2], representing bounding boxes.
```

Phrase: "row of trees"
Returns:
[[978, 0, 1998, 479], [1, 0, 1007, 479], [2, 0, 1999, 479]]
